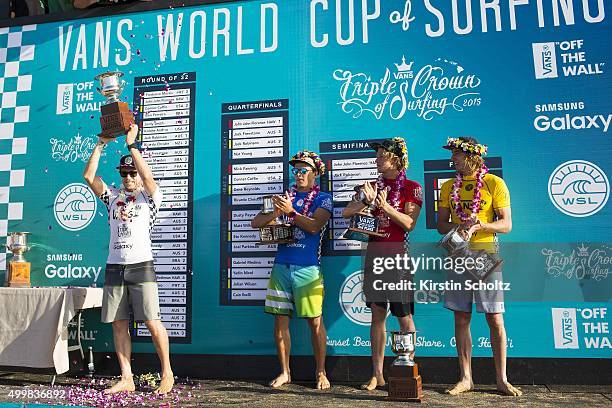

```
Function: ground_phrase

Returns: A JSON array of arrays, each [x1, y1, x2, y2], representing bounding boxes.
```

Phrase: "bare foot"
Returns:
[[445, 379, 474, 395], [269, 372, 291, 388], [154, 374, 175, 394], [316, 371, 331, 390], [104, 377, 135, 394], [497, 381, 522, 396], [360, 376, 385, 391]]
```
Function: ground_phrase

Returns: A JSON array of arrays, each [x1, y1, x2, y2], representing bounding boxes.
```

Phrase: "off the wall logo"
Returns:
[[541, 243, 610, 281], [50, 134, 97, 162], [532, 40, 605, 80], [56, 84, 74, 114], [551, 307, 610, 349], [332, 55, 482, 121], [548, 160, 609, 217], [55, 81, 101, 115], [551, 308, 579, 348], [54, 183, 97, 231]]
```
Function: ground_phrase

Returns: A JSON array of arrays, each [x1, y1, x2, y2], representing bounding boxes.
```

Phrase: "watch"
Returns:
[[127, 142, 141, 151]]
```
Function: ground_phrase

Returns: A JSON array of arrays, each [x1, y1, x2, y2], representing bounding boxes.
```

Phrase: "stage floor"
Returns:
[[0, 372, 610, 407]]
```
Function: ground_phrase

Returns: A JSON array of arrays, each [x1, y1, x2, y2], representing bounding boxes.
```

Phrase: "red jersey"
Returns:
[[370, 178, 423, 243]]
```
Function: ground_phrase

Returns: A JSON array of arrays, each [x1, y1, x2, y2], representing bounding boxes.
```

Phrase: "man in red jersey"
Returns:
[[343, 137, 423, 390]]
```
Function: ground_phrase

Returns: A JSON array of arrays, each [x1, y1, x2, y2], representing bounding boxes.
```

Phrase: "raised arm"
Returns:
[[83, 136, 112, 197], [125, 124, 157, 195]]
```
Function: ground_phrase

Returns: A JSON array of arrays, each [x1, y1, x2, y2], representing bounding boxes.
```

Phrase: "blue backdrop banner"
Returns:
[[0, 0, 610, 358]]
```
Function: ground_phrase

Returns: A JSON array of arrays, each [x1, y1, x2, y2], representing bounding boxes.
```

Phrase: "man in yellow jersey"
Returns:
[[437, 137, 522, 397]]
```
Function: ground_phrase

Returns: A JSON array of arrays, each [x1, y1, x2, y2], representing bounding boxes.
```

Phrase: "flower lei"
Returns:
[[374, 169, 406, 215], [290, 150, 326, 175], [391, 137, 409, 169], [116, 188, 138, 222], [287, 183, 320, 220], [451, 165, 489, 222], [446, 137, 488, 156]]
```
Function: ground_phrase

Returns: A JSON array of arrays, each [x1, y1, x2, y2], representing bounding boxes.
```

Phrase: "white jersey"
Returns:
[[99, 181, 162, 265]]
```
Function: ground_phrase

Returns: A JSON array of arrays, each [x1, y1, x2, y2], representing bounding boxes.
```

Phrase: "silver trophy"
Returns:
[[94, 71, 134, 138], [390, 330, 415, 366], [343, 185, 385, 242], [261, 195, 275, 215], [438, 227, 503, 280], [5, 232, 31, 287], [257, 195, 295, 245], [94, 71, 125, 104], [6, 232, 31, 263]]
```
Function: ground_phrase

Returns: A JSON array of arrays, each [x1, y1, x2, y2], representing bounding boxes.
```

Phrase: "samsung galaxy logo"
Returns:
[[534, 114, 611, 132]]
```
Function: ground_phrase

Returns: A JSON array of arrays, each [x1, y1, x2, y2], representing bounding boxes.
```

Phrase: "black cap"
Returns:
[[116, 155, 136, 169], [369, 138, 404, 159]]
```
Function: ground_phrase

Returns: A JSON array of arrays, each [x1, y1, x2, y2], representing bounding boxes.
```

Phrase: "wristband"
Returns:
[[127, 142, 141, 151], [287, 210, 297, 223]]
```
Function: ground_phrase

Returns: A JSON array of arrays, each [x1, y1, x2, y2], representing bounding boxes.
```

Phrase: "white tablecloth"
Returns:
[[0, 287, 103, 374]]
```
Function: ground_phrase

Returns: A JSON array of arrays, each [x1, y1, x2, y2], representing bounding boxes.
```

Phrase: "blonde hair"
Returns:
[[462, 154, 484, 175], [380, 150, 405, 171]]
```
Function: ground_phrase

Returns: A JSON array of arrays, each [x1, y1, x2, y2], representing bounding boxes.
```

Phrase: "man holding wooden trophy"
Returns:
[[342, 137, 423, 400], [437, 137, 521, 397], [251, 151, 333, 390]]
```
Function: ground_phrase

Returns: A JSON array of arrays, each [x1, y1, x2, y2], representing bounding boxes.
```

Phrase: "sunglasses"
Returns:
[[120, 170, 138, 178], [291, 167, 312, 176]]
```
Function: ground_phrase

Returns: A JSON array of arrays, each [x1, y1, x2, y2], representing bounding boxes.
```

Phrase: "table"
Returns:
[[0, 287, 103, 374]]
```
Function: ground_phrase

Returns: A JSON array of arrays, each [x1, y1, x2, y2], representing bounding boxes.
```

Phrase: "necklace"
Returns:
[[451, 165, 489, 222], [116, 188, 138, 222], [375, 169, 406, 213], [288, 184, 320, 217]]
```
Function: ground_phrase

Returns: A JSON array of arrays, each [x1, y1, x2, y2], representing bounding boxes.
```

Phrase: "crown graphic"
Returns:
[[577, 243, 589, 257], [394, 55, 414, 72], [74, 134, 81, 144]]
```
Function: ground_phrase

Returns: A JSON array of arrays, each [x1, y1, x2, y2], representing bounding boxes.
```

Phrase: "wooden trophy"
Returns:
[[343, 186, 386, 242], [257, 195, 296, 245], [5, 232, 31, 288], [388, 331, 424, 402], [95, 71, 134, 138]]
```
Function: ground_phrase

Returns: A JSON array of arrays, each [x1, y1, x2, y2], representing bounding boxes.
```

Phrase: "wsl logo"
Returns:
[[551, 308, 579, 349], [339, 271, 371, 326], [532, 43, 558, 79], [56, 84, 74, 115], [548, 160, 609, 217], [54, 183, 97, 231]]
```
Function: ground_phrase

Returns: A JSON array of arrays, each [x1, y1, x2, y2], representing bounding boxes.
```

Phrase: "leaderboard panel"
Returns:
[[220, 99, 290, 306], [131, 72, 196, 343], [319, 140, 379, 256]]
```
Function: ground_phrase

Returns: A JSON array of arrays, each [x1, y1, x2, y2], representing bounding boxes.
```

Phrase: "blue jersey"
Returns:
[[275, 191, 333, 266]]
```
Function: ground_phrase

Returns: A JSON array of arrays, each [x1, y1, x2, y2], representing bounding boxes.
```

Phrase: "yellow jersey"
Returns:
[[439, 173, 510, 245]]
